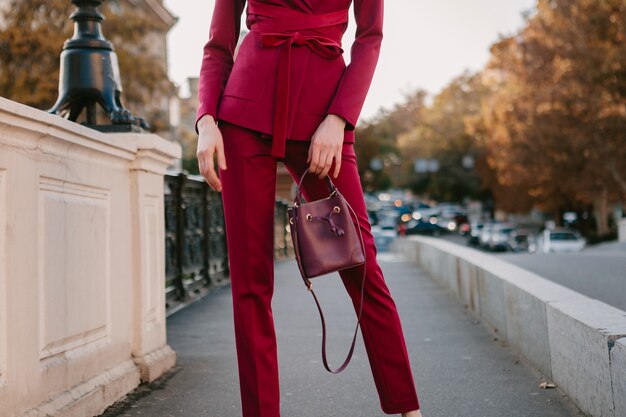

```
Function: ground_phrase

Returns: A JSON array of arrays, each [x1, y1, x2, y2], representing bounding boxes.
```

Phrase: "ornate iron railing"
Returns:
[[275, 198, 292, 259], [164, 170, 293, 313]]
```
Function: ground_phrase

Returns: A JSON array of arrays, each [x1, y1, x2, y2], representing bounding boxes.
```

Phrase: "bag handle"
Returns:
[[293, 167, 338, 207], [291, 168, 367, 373]]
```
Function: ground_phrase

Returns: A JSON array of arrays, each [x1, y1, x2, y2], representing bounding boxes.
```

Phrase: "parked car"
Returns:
[[372, 224, 397, 252], [435, 215, 460, 232], [376, 209, 400, 229], [440, 208, 469, 234], [436, 202, 465, 215], [479, 222, 497, 249], [467, 222, 484, 246], [412, 207, 439, 223], [487, 223, 516, 251], [537, 228, 586, 253], [507, 230, 537, 253], [404, 219, 446, 236]]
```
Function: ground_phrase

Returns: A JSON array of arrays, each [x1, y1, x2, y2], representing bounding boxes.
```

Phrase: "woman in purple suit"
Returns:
[[195, 0, 423, 415]]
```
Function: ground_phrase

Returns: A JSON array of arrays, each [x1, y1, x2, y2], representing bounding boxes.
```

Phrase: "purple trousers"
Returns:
[[217, 120, 420, 416]]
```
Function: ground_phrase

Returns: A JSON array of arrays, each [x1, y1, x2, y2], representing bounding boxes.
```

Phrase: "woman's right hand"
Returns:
[[196, 114, 227, 192]]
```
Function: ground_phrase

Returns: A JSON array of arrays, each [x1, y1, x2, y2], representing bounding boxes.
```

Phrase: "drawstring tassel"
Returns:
[[312, 209, 345, 236]]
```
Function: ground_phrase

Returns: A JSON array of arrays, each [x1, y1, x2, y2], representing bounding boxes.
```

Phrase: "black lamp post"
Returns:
[[48, 0, 149, 132]]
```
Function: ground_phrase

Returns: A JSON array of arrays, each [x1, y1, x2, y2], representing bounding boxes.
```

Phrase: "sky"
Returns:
[[164, 0, 536, 125]]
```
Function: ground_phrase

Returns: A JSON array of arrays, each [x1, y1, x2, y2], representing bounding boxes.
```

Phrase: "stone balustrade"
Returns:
[[0, 97, 180, 417]]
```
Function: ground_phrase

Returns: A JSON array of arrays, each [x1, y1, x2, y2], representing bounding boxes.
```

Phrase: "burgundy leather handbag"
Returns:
[[287, 167, 367, 373]]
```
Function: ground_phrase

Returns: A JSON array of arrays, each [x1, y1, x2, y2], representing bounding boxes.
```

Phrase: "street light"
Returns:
[[414, 158, 439, 173], [48, 0, 149, 132], [462, 154, 475, 170]]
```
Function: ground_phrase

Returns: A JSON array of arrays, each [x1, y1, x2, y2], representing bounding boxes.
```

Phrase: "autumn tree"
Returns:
[[0, 0, 73, 109], [0, 0, 173, 132], [397, 71, 492, 203], [354, 89, 427, 192], [481, 0, 626, 234]]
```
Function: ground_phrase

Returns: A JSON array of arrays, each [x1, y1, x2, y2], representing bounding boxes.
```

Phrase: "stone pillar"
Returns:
[[124, 133, 179, 382]]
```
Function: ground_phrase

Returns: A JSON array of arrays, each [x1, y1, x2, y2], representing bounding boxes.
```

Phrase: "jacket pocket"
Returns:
[[222, 32, 278, 103]]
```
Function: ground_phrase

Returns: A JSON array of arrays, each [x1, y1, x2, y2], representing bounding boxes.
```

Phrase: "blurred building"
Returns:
[[98, 0, 177, 72], [95, 0, 181, 169], [109, 0, 179, 136], [103, 0, 181, 168]]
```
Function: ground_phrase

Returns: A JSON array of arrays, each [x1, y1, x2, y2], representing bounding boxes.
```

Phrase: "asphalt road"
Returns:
[[100, 255, 586, 417], [442, 235, 626, 312]]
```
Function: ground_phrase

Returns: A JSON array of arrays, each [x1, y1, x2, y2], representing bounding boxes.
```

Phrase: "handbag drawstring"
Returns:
[[311, 209, 345, 236]]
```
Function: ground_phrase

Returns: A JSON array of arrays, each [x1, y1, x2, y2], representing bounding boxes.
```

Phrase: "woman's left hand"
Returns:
[[308, 113, 347, 179]]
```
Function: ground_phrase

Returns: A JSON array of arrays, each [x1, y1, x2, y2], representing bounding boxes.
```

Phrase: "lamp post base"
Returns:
[[81, 122, 147, 133]]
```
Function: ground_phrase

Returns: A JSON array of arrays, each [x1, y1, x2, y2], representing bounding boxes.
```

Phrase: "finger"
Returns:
[[197, 152, 205, 180], [207, 163, 222, 192], [216, 139, 227, 170], [309, 145, 322, 173], [198, 151, 213, 189], [333, 149, 342, 178], [317, 143, 332, 174], [319, 151, 333, 178], [202, 147, 221, 192], [316, 148, 330, 176]]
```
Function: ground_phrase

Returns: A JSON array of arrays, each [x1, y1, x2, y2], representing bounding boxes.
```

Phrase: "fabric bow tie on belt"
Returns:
[[247, 2, 349, 159]]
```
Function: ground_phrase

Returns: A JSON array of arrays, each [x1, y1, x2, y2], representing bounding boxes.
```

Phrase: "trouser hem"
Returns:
[[381, 399, 420, 414]]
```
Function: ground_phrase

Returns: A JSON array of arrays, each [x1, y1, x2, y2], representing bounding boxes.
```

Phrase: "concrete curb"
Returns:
[[390, 236, 626, 417]]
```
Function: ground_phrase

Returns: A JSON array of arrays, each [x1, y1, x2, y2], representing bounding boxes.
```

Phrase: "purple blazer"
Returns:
[[195, 0, 384, 152]]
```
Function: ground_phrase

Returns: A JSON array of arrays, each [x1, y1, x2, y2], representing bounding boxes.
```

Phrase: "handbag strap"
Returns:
[[294, 167, 337, 206], [291, 179, 367, 374]]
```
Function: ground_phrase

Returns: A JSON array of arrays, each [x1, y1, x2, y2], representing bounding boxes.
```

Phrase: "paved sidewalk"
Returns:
[[101, 253, 587, 417]]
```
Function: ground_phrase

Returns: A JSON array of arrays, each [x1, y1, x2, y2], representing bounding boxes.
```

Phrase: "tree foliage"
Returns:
[[0, 0, 173, 131], [0, 0, 73, 109], [396, 71, 492, 203], [481, 0, 626, 229], [354, 0, 624, 232], [354, 89, 426, 192]]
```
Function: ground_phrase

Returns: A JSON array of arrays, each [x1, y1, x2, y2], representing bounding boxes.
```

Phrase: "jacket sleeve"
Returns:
[[195, 0, 247, 134], [325, 0, 384, 131]]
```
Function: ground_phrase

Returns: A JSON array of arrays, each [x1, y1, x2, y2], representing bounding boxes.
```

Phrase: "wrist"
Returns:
[[197, 114, 216, 132], [327, 113, 347, 129]]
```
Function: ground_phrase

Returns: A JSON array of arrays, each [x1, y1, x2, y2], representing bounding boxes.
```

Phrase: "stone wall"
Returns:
[[0, 98, 180, 417], [391, 235, 626, 417]]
